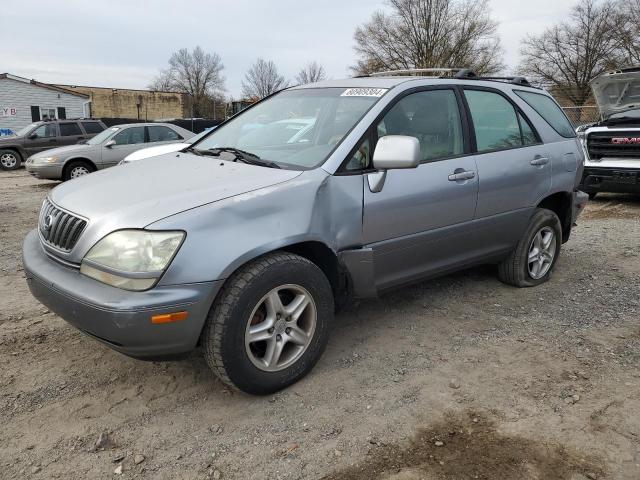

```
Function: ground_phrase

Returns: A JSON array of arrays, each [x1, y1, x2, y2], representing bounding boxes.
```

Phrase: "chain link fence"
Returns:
[[561, 106, 600, 127]]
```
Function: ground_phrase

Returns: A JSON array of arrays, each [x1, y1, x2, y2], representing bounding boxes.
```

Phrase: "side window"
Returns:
[[148, 126, 182, 142], [345, 138, 371, 171], [59, 122, 83, 136], [376, 89, 464, 161], [113, 126, 145, 145], [82, 122, 105, 134], [519, 113, 538, 146], [464, 90, 522, 152], [32, 124, 57, 138], [514, 90, 575, 138]]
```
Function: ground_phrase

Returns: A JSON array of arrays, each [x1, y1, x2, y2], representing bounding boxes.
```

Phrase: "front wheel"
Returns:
[[498, 208, 562, 287], [202, 252, 334, 395], [0, 150, 22, 170], [63, 160, 95, 181]]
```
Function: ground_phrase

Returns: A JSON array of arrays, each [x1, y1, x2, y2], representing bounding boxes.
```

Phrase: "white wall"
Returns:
[[0, 78, 86, 135]]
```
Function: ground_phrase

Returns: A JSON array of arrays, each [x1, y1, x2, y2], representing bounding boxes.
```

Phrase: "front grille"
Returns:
[[587, 131, 640, 160], [38, 198, 87, 251]]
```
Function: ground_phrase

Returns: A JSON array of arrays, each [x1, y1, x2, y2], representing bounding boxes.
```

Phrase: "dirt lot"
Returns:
[[1, 169, 639, 480]]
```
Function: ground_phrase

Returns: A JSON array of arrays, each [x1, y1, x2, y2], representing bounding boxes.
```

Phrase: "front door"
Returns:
[[361, 88, 479, 291], [24, 123, 59, 155], [100, 125, 147, 168]]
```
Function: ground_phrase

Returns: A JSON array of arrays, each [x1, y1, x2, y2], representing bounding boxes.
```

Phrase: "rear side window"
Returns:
[[514, 90, 575, 138], [464, 90, 523, 152], [148, 126, 182, 142], [82, 122, 104, 134], [59, 123, 83, 136]]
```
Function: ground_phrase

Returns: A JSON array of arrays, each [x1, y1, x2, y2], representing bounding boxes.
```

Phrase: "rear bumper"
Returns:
[[579, 166, 640, 194], [22, 229, 223, 359]]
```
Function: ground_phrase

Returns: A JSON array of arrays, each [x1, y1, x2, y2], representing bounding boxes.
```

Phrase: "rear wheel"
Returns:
[[498, 208, 562, 287], [63, 160, 94, 181], [0, 150, 21, 170], [202, 252, 333, 395]]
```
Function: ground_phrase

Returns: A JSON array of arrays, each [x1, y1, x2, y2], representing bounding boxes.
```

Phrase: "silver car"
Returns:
[[25, 122, 193, 181], [23, 71, 588, 395]]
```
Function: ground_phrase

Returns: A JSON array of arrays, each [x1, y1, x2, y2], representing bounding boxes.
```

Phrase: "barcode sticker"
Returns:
[[341, 88, 388, 97]]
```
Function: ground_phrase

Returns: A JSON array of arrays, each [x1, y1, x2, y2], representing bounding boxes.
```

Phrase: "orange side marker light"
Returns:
[[151, 311, 188, 324]]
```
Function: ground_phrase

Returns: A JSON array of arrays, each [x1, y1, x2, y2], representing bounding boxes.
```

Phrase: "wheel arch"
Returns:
[[537, 191, 573, 243], [0, 146, 24, 161], [62, 157, 97, 177]]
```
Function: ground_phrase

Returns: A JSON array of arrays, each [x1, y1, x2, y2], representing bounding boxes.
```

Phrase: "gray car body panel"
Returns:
[[23, 76, 585, 359]]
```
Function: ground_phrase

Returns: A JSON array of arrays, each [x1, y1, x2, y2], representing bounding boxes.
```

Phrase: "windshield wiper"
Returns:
[[206, 147, 281, 169]]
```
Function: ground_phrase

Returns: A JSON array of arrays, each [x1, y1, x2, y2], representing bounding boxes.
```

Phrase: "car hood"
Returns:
[[49, 152, 303, 229], [31, 143, 97, 158], [124, 143, 188, 162], [590, 71, 640, 119]]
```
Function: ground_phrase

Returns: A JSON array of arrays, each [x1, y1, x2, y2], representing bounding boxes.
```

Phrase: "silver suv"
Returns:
[[23, 70, 588, 395]]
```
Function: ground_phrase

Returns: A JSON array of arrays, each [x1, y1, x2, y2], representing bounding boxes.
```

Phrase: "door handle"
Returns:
[[448, 170, 476, 181], [530, 156, 549, 166]]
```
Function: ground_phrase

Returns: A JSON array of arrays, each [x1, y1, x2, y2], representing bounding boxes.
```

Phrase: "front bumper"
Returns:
[[22, 229, 223, 359], [579, 165, 640, 194], [25, 161, 64, 180]]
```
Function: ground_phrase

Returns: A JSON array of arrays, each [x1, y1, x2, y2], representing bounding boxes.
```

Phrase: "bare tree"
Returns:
[[351, 0, 504, 76], [295, 62, 327, 85], [519, 0, 621, 106], [150, 46, 226, 117], [611, 0, 640, 65], [241, 59, 289, 99]]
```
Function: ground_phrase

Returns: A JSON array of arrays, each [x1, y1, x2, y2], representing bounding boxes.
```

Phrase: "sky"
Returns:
[[1, 0, 575, 98]]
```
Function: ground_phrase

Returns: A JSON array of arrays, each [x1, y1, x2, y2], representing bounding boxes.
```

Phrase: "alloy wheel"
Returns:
[[245, 284, 317, 372], [527, 226, 556, 279], [70, 166, 90, 178], [0, 153, 17, 169]]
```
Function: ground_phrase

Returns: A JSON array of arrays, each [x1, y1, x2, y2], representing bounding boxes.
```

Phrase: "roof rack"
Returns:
[[365, 68, 537, 88]]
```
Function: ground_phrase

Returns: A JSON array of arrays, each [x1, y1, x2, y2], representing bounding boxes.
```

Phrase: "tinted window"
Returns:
[[519, 113, 538, 146], [59, 123, 83, 136], [464, 90, 522, 152], [514, 90, 575, 138], [148, 125, 182, 142], [32, 124, 57, 138], [113, 127, 145, 145], [377, 89, 464, 161], [82, 122, 104, 134]]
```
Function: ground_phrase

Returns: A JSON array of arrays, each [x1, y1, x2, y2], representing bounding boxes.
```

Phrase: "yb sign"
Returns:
[[1, 107, 17, 117]]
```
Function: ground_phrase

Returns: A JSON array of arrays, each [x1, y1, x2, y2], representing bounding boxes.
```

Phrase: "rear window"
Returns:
[[514, 91, 575, 138], [59, 123, 83, 136], [82, 122, 104, 134]]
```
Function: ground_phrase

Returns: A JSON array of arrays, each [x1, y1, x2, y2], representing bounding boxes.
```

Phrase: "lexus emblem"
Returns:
[[43, 214, 54, 230]]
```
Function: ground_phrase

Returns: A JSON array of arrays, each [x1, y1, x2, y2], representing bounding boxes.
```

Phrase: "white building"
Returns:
[[0, 73, 90, 136]]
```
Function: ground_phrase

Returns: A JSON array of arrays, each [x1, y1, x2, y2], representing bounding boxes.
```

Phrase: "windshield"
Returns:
[[193, 88, 385, 169], [608, 109, 640, 121], [87, 127, 119, 145], [15, 123, 39, 136]]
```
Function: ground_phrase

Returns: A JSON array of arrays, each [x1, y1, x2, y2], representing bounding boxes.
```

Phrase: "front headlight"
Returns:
[[80, 230, 185, 291], [33, 155, 59, 164]]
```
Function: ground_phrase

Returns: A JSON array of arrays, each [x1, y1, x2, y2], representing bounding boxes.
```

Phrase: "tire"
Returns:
[[63, 160, 95, 181], [498, 208, 562, 288], [202, 252, 334, 395], [0, 149, 22, 170]]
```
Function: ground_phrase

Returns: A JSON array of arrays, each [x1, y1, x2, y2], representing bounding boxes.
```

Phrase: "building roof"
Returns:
[[0, 73, 90, 98]]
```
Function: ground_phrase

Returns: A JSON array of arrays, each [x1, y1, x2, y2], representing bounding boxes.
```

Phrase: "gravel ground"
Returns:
[[0, 169, 639, 479]]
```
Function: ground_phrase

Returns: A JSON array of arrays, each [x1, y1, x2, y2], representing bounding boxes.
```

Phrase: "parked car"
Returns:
[[0, 119, 106, 171], [23, 71, 588, 395], [577, 67, 640, 198], [24, 123, 194, 181], [121, 127, 214, 163]]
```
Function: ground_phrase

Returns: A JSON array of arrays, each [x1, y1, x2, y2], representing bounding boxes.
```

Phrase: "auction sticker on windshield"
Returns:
[[341, 88, 387, 97]]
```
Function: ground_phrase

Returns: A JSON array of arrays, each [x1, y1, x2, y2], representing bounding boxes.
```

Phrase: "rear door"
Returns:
[[462, 87, 551, 253], [24, 123, 59, 155], [100, 125, 147, 168], [58, 122, 86, 146], [80, 121, 106, 139]]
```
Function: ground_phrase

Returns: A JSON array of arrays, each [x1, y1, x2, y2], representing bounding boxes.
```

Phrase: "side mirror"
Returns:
[[368, 135, 421, 193], [104, 139, 116, 148], [28, 133, 38, 140], [372, 135, 421, 170]]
